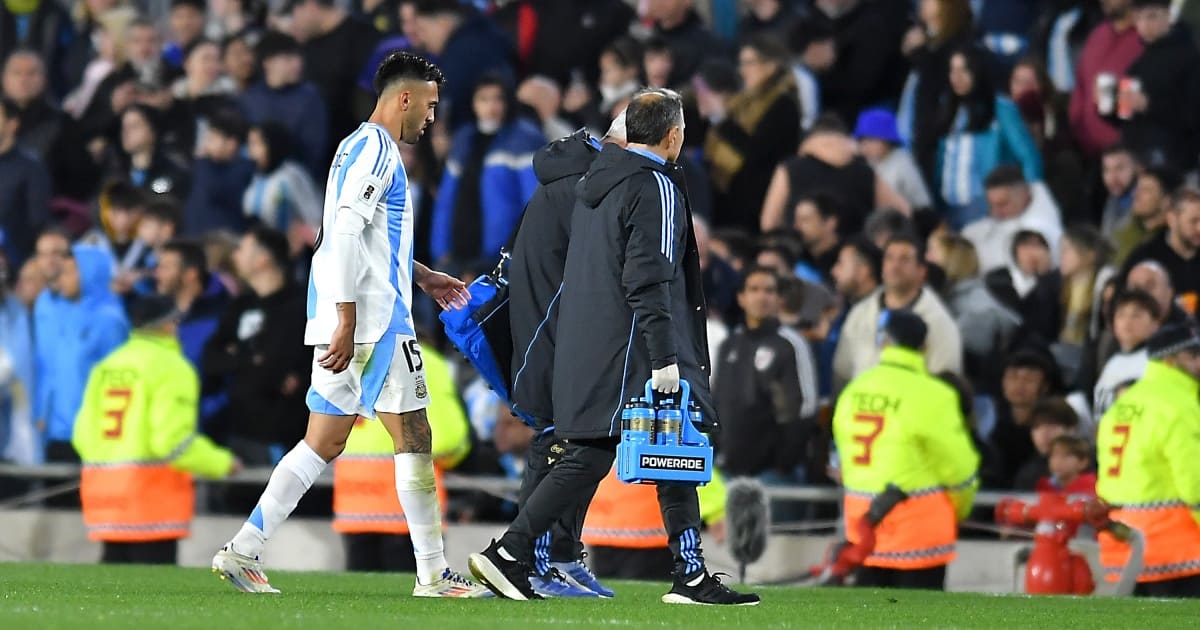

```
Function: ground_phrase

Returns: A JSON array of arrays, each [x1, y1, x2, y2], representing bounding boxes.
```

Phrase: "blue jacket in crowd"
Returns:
[[430, 119, 543, 263], [0, 293, 37, 463], [33, 245, 129, 444], [936, 95, 1043, 228], [184, 156, 255, 237], [240, 81, 330, 180]]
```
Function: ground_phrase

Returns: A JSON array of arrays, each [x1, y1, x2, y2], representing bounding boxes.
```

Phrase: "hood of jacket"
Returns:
[[579, 144, 671, 209], [533, 129, 599, 186], [72, 244, 117, 305]]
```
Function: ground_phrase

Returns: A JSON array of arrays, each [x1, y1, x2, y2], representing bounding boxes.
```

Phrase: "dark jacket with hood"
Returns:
[[509, 130, 600, 422], [552, 144, 713, 439]]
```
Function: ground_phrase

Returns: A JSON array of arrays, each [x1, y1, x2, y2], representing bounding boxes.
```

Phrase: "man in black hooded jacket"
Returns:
[[470, 89, 759, 606], [506, 116, 626, 597]]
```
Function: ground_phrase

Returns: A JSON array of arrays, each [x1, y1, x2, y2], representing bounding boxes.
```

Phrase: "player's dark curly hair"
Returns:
[[373, 51, 445, 96]]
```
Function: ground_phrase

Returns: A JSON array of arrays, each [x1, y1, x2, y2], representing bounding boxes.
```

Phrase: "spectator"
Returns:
[[2, 49, 95, 203], [927, 234, 1021, 396], [242, 122, 322, 234], [156, 239, 230, 370], [430, 75, 542, 268], [572, 36, 641, 130], [63, 6, 138, 119], [1012, 396, 1080, 491], [854, 107, 932, 209], [988, 348, 1057, 487], [33, 244, 129, 462], [1117, 0, 1200, 170], [125, 17, 179, 89], [1094, 288, 1160, 418], [241, 31, 328, 180], [288, 0, 378, 144], [792, 192, 842, 285], [825, 235, 881, 396], [32, 226, 69, 286], [165, 39, 239, 158], [897, 0, 974, 183], [1068, 0, 1142, 158], [834, 234, 962, 389], [1057, 225, 1116, 346], [516, 76, 574, 142], [202, 227, 307, 459], [739, 0, 799, 44], [642, 35, 673, 90], [0, 97, 51, 269], [412, 0, 513, 130], [221, 30, 259, 93], [493, 0, 634, 89], [0, 253, 37, 464], [643, 0, 725, 88], [111, 104, 191, 199], [975, 0, 1040, 83], [164, 0, 206, 69], [761, 115, 909, 235], [1038, 435, 1096, 495], [1098, 144, 1139, 239], [83, 180, 151, 278], [813, 0, 897, 126], [935, 46, 1043, 229], [787, 16, 835, 132], [1122, 186, 1200, 317], [206, 0, 258, 41], [1111, 164, 1177, 266], [1010, 57, 1085, 226], [120, 196, 183, 296], [15, 257, 45, 310], [962, 166, 1062, 274], [184, 109, 254, 236], [701, 34, 800, 233], [713, 266, 817, 482], [0, 0, 73, 97], [862, 207, 916, 250]]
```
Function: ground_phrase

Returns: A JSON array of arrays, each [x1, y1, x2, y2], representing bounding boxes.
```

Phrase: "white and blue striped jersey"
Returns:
[[304, 122, 415, 345]]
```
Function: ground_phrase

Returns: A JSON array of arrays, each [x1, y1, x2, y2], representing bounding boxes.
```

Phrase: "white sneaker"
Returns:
[[413, 569, 494, 598], [211, 544, 280, 594]]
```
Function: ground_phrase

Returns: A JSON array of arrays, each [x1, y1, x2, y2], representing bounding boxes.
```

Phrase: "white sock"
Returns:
[[394, 453, 447, 584], [230, 441, 327, 558]]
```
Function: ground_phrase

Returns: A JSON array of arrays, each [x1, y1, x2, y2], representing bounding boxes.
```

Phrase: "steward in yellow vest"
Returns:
[[1098, 324, 1200, 598], [333, 344, 470, 572], [73, 296, 237, 564], [831, 310, 979, 590]]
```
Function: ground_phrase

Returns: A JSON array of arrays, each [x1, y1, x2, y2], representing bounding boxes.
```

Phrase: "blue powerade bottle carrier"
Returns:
[[617, 379, 713, 485]]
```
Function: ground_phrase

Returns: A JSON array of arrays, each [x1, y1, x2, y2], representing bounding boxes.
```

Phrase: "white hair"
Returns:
[[603, 107, 627, 142]]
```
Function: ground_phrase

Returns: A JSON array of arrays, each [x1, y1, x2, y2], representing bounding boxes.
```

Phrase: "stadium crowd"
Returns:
[[2, 0, 1200, 521]]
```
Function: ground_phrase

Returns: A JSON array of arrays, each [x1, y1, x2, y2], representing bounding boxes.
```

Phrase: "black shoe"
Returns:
[[661, 572, 761, 606], [468, 539, 543, 601]]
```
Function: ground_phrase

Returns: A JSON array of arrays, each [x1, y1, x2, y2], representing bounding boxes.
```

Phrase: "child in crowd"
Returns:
[[1037, 435, 1096, 496]]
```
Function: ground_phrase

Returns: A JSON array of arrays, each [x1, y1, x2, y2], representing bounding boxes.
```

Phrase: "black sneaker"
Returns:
[[468, 539, 543, 601], [661, 572, 761, 606]]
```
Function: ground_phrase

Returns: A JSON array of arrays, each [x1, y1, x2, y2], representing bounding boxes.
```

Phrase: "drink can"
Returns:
[[1117, 77, 1141, 120], [1095, 72, 1117, 116]]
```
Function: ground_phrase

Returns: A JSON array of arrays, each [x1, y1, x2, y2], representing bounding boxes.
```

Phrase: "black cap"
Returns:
[[880, 309, 927, 350], [1147, 324, 1200, 359], [128, 295, 180, 329]]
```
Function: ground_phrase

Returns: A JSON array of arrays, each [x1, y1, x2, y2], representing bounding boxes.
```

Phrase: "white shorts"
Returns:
[[306, 333, 430, 418]]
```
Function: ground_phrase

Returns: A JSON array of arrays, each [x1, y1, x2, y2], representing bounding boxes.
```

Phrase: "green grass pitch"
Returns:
[[2, 563, 1199, 629]]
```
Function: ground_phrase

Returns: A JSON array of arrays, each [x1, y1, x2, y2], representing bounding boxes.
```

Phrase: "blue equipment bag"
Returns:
[[617, 379, 713, 485], [439, 253, 536, 425]]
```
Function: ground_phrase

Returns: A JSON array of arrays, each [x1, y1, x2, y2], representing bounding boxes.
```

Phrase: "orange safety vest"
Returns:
[[80, 462, 194, 542], [582, 469, 668, 548], [1099, 503, 1200, 583], [843, 488, 958, 570]]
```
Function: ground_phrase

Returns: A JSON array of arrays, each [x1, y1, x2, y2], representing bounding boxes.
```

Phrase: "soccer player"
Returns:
[[211, 51, 488, 598]]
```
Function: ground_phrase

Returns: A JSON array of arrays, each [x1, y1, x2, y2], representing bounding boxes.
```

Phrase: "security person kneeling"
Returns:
[[73, 295, 239, 564], [831, 310, 979, 590], [1098, 324, 1200, 598]]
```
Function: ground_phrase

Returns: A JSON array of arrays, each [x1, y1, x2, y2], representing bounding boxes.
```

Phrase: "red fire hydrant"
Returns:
[[994, 493, 1111, 595]]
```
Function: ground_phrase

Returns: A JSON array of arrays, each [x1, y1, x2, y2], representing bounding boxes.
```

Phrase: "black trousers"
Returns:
[[45, 441, 81, 509], [518, 427, 585, 570], [1134, 574, 1200, 598], [500, 437, 706, 579], [590, 545, 674, 580], [101, 540, 178, 565], [342, 533, 417, 572], [855, 565, 947, 591]]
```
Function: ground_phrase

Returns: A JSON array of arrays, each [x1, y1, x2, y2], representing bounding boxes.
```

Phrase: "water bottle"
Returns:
[[623, 397, 655, 444], [656, 400, 682, 446]]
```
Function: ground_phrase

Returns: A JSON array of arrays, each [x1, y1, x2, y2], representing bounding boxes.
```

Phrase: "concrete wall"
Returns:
[[1, 508, 1114, 594]]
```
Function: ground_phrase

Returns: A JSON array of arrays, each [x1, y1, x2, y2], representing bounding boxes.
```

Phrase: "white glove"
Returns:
[[652, 364, 680, 394]]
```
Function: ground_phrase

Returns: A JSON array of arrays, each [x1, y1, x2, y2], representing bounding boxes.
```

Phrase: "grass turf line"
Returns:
[[2, 563, 1199, 629]]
